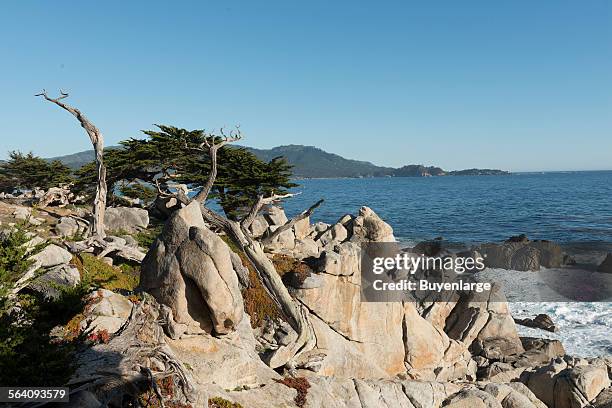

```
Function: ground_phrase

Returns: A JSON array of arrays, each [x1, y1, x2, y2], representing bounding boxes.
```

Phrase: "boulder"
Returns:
[[445, 284, 524, 359], [514, 314, 558, 333], [264, 225, 296, 251], [151, 195, 181, 219], [80, 289, 133, 334], [413, 239, 444, 256], [513, 337, 565, 367], [263, 205, 288, 226], [27, 264, 81, 300], [167, 318, 279, 390], [140, 201, 243, 335], [12, 206, 32, 220], [593, 387, 612, 408], [477, 238, 568, 271], [483, 383, 547, 408], [248, 214, 269, 238], [523, 358, 611, 408], [315, 242, 360, 276], [349, 206, 395, 242], [55, 216, 87, 238], [29, 244, 72, 268], [292, 243, 407, 377], [293, 237, 320, 259], [529, 240, 564, 268], [293, 216, 310, 240], [598, 253, 612, 273], [511, 246, 540, 272], [444, 388, 503, 408], [403, 302, 475, 381], [317, 223, 348, 247], [104, 206, 149, 233]]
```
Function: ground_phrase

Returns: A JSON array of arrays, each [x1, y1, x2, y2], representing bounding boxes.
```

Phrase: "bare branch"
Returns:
[[261, 199, 324, 245], [190, 126, 242, 204], [241, 192, 300, 231]]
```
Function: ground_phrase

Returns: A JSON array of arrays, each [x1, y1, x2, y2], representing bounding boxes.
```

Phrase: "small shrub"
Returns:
[[0, 283, 89, 386], [237, 249, 285, 328], [275, 377, 311, 408], [88, 328, 111, 344], [137, 375, 193, 408], [208, 397, 243, 408], [273, 254, 313, 286], [0, 224, 34, 312], [79, 253, 139, 291], [135, 224, 164, 249]]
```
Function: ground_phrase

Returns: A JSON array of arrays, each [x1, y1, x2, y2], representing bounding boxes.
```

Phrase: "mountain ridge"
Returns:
[[45, 144, 509, 178]]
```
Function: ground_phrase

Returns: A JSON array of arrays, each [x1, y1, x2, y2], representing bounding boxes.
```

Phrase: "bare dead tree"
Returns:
[[160, 128, 323, 368], [35, 90, 107, 238]]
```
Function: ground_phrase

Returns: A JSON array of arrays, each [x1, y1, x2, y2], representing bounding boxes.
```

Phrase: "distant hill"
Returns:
[[46, 146, 121, 169], [244, 145, 394, 178], [46, 144, 509, 178]]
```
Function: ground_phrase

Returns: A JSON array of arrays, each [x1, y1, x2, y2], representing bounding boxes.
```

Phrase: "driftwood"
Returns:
[[36, 90, 107, 238], [37, 186, 74, 208], [67, 298, 197, 406]]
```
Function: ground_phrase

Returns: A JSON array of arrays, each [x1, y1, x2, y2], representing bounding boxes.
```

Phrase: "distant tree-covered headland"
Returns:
[[45, 144, 509, 179]]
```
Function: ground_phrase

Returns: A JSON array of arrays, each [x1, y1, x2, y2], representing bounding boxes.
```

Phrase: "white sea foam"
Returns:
[[476, 267, 612, 357]]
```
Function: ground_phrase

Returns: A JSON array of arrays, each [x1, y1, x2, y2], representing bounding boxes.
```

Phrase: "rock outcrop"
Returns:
[[477, 237, 567, 271], [63, 203, 609, 408], [140, 201, 244, 335], [104, 206, 149, 233], [598, 253, 612, 274], [521, 357, 611, 408]]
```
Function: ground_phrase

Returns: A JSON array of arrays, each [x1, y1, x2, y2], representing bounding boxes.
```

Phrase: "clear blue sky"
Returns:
[[0, 1, 610, 172]]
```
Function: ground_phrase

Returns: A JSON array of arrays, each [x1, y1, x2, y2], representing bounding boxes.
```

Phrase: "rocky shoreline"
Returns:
[[1, 195, 612, 408]]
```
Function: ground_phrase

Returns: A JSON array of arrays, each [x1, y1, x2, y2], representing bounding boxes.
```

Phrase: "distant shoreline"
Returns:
[[290, 169, 612, 180]]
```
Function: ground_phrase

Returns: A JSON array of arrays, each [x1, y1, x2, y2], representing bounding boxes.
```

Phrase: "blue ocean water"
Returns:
[[281, 171, 612, 245]]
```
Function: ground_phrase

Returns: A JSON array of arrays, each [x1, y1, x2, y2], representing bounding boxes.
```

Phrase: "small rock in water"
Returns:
[[597, 253, 612, 273], [514, 313, 558, 333]]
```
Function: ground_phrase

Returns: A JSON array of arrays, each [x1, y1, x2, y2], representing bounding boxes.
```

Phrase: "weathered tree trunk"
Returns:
[[36, 91, 107, 238], [200, 207, 316, 368]]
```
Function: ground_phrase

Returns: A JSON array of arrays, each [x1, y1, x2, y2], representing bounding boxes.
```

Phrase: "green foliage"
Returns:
[[135, 224, 164, 249], [0, 287, 88, 386], [209, 397, 243, 408], [0, 225, 34, 313], [73, 125, 297, 219], [0, 151, 73, 192], [77, 254, 139, 292]]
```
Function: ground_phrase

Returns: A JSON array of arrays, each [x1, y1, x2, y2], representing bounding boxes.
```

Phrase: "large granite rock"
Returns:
[[104, 206, 149, 233], [55, 216, 88, 238], [264, 205, 288, 226], [140, 201, 244, 335], [27, 264, 81, 300], [349, 206, 395, 243], [445, 284, 525, 359], [477, 238, 567, 271], [80, 289, 134, 335], [522, 357, 611, 408], [403, 302, 475, 381], [29, 244, 73, 268]]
